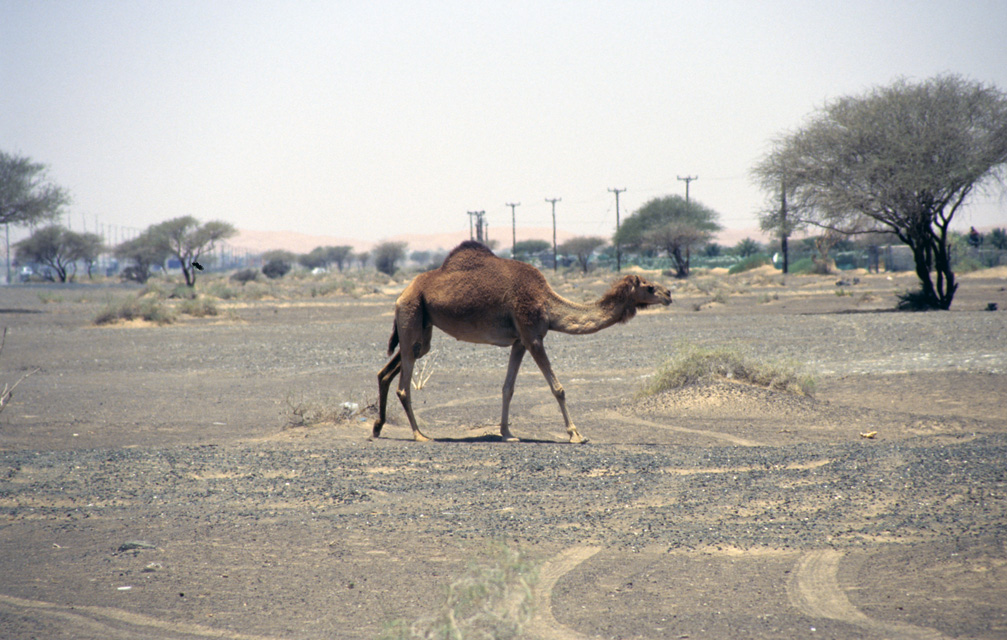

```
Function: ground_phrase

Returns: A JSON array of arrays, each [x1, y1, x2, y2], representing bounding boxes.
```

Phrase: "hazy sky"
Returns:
[[3, 1, 1006, 246]]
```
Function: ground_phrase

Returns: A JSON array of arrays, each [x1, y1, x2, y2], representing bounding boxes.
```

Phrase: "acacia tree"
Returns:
[[0, 151, 70, 227], [15, 225, 103, 282], [115, 228, 171, 284], [327, 245, 354, 272], [512, 239, 550, 262], [1, 151, 72, 283], [753, 75, 1007, 309], [614, 195, 722, 277], [151, 216, 236, 286], [372, 241, 408, 276], [559, 236, 607, 273]]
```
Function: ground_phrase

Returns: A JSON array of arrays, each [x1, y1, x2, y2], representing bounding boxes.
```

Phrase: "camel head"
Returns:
[[624, 274, 673, 309], [603, 274, 672, 324]]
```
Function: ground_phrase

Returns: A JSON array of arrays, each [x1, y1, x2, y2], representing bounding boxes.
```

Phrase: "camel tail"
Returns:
[[387, 324, 399, 356]]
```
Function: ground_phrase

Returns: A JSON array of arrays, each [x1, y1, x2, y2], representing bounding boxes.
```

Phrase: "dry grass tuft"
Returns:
[[378, 541, 539, 640], [641, 343, 815, 397]]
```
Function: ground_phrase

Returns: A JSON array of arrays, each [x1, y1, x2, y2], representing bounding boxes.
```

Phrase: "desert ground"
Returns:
[[1, 264, 1006, 639]]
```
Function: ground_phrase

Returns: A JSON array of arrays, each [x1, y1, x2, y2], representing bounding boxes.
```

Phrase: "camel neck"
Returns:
[[545, 291, 633, 335]]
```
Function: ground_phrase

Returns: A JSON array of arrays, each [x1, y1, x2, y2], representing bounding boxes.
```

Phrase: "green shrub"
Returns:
[[728, 254, 770, 274], [641, 343, 815, 396], [788, 257, 816, 274]]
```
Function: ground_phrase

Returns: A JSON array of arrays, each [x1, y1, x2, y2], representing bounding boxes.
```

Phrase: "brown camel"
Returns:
[[372, 241, 672, 443]]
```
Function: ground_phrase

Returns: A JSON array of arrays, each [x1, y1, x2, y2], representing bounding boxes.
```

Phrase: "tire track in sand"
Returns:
[[788, 549, 946, 639], [0, 593, 283, 640], [598, 409, 765, 447], [527, 545, 602, 640]]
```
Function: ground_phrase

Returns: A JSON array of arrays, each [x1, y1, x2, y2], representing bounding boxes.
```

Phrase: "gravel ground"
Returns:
[[1, 270, 1006, 639]]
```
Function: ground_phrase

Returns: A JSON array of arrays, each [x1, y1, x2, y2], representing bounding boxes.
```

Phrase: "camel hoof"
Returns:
[[569, 435, 590, 444], [503, 436, 520, 443], [413, 433, 432, 442]]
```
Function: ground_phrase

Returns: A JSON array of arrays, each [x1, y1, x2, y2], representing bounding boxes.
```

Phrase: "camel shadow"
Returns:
[[373, 433, 576, 444], [434, 433, 572, 445]]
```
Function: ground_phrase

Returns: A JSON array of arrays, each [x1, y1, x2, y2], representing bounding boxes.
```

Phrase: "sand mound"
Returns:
[[632, 378, 821, 421]]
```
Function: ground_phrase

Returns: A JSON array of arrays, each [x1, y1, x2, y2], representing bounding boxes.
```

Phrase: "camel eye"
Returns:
[[647, 285, 655, 293]]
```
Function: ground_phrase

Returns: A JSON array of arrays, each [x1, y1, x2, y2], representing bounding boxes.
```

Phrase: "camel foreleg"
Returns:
[[395, 344, 431, 442], [526, 340, 587, 444]]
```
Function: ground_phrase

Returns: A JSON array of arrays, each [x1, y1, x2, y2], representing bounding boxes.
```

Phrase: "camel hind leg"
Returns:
[[372, 351, 401, 439], [396, 328, 432, 441], [499, 342, 526, 442]]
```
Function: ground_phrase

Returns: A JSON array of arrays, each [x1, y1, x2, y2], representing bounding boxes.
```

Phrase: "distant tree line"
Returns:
[[6, 73, 1005, 305]]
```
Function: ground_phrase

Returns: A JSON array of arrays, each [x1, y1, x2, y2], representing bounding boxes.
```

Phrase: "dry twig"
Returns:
[[0, 328, 40, 416]]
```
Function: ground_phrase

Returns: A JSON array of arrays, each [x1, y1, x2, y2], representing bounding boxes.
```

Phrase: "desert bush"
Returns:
[[378, 541, 538, 640], [896, 289, 939, 311], [179, 297, 218, 317], [230, 268, 259, 284], [140, 280, 170, 298], [711, 289, 730, 305], [94, 296, 175, 325], [641, 343, 815, 396], [168, 284, 198, 299], [309, 279, 358, 298], [204, 281, 240, 300], [284, 394, 373, 428], [262, 259, 291, 279]]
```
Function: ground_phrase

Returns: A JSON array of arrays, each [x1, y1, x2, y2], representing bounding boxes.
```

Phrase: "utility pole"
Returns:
[[779, 179, 789, 274], [677, 175, 698, 205], [468, 211, 487, 243], [505, 202, 520, 257], [677, 175, 698, 274], [608, 187, 626, 271], [545, 197, 561, 271]]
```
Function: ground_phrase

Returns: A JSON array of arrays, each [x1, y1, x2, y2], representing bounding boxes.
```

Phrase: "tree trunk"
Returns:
[[906, 231, 957, 310], [671, 247, 689, 278]]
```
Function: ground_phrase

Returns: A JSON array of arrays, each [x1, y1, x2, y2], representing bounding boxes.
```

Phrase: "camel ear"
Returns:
[[629, 275, 642, 287]]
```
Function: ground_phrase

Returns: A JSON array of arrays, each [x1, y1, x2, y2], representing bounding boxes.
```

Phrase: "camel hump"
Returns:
[[440, 241, 496, 270]]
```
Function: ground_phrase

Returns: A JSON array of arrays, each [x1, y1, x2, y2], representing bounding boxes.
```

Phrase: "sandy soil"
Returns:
[[1, 267, 1006, 639]]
